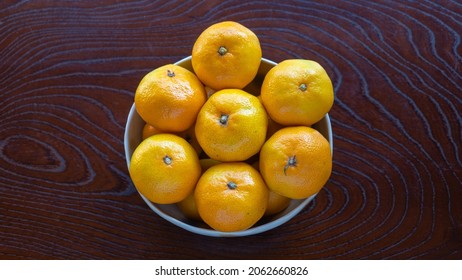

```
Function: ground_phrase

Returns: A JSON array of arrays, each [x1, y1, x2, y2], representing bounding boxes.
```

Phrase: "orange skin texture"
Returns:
[[195, 89, 268, 162], [129, 134, 202, 204], [259, 126, 332, 199], [194, 162, 269, 232], [192, 21, 262, 90], [135, 64, 206, 132], [261, 59, 334, 126]]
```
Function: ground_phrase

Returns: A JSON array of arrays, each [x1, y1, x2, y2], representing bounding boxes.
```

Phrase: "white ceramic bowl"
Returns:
[[124, 56, 333, 237]]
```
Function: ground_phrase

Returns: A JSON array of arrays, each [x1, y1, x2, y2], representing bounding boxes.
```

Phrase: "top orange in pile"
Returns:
[[192, 21, 262, 90]]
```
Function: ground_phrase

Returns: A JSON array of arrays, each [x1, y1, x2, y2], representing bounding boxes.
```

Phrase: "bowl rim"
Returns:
[[124, 56, 333, 237]]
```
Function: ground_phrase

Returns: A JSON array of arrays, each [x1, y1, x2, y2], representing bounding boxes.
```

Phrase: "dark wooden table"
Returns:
[[1, 0, 461, 260]]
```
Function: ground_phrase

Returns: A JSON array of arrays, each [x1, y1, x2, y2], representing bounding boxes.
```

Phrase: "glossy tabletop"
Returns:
[[1, 0, 461, 259]]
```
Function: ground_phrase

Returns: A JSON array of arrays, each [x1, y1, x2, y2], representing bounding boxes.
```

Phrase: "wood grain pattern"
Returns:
[[1, 0, 461, 259]]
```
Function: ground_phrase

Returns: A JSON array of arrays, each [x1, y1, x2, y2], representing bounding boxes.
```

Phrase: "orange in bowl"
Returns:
[[124, 56, 333, 237]]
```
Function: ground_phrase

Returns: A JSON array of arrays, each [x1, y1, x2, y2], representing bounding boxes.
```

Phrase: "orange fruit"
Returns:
[[129, 133, 201, 204], [261, 59, 334, 126], [176, 191, 201, 221], [192, 21, 262, 90], [135, 64, 206, 132], [259, 126, 332, 199], [251, 160, 291, 217], [142, 123, 162, 140], [265, 191, 291, 216], [142, 123, 202, 155], [195, 162, 269, 232], [176, 158, 220, 221], [195, 89, 268, 162], [176, 193, 200, 221]]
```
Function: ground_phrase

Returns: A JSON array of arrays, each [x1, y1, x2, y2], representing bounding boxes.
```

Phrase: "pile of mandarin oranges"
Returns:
[[129, 21, 334, 232]]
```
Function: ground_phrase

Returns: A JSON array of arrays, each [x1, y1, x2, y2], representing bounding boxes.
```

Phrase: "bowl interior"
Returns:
[[124, 56, 333, 237]]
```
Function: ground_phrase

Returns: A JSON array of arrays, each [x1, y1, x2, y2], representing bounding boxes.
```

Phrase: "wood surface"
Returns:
[[1, 0, 461, 259]]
